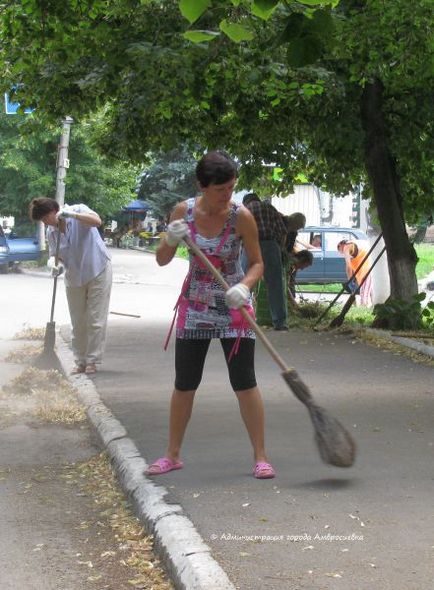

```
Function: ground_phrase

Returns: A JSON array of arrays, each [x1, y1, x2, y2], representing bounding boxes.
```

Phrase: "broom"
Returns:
[[328, 245, 386, 329], [313, 233, 384, 328], [34, 229, 63, 371], [183, 235, 356, 468]]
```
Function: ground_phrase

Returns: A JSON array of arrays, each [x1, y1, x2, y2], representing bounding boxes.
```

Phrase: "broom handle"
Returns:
[[183, 236, 292, 374], [109, 311, 141, 318], [328, 245, 386, 328], [314, 232, 383, 326], [49, 228, 62, 323]]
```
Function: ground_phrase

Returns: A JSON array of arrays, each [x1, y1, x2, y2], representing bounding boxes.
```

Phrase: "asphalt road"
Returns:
[[3, 248, 434, 590]]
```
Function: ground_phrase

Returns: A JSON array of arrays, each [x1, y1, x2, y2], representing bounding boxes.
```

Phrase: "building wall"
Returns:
[[271, 185, 364, 230]]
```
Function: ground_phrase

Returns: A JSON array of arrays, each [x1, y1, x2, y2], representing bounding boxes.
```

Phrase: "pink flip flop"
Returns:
[[145, 457, 184, 475], [253, 461, 276, 479]]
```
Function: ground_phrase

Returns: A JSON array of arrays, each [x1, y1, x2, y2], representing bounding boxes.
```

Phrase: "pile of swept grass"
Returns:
[[1, 366, 86, 424], [297, 301, 325, 319], [5, 344, 43, 363], [14, 326, 45, 340]]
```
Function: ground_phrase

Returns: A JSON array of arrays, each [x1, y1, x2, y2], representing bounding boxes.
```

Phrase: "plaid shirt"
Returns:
[[246, 200, 288, 244]]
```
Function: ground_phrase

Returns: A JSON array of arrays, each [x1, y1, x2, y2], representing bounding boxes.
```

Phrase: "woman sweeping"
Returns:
[[146, 150, 275, 479]]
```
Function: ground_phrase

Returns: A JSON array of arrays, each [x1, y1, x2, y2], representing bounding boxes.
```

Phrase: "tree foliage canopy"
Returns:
[[136, 148, 197, 220], [1, 0, 432, 220], [1, 0, 434, 305], [0, 114, 139, 219]]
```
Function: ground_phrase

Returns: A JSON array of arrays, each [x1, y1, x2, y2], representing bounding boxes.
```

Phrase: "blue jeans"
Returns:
[[241, 241, 287, 328], [260, 240, 287, 329]]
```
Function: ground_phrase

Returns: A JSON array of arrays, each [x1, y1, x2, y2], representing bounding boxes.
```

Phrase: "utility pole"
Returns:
[[38, 116, 73, 250], [55, 116, 73, 206]]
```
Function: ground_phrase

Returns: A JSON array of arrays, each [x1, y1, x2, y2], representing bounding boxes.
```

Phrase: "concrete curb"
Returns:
[[363, 328, 434, 359], [56, 337, 236, 590]]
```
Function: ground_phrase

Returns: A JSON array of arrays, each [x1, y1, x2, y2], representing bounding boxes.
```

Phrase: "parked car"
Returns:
[[294, 226, 369, 285], [0, 225, 41, 273]]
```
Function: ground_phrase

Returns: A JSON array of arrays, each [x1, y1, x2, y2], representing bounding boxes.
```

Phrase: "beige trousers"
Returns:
[[66, 262, 112, 366]]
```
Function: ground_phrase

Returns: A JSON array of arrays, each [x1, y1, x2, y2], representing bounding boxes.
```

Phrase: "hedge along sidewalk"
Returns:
[[56, 336, 236, 590]]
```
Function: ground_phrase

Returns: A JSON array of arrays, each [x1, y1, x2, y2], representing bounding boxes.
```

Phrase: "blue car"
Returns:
[[294, 226, 369, 285], [0, 225, 41, 273]]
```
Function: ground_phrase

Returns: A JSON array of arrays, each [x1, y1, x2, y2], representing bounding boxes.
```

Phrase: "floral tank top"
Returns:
[[175, 198, 255, 340]]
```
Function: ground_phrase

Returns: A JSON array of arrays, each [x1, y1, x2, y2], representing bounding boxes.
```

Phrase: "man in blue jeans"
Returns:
[[242, 193, 289, 330]]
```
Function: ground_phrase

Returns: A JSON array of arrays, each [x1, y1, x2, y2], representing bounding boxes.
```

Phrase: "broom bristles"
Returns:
[[43, 321, 56, 354], [33, 321, 63, 372], [282, 370, 356, 468], [310, 405, 356, 467]]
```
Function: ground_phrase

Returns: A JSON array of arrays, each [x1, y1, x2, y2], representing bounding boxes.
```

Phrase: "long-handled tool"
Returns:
[[109, 311, 141, 318], [314, 233, 384, 328], [184, 235, 356, 468], [34, 229, 63, 371], [329, 245, 386, 329]]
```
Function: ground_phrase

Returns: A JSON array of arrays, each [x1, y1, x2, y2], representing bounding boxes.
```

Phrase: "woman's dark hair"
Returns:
[[29, 197, 59, 220], [294, 249, 314, 266], [195, 150, 238, 187], [243, 192, 261, 206]]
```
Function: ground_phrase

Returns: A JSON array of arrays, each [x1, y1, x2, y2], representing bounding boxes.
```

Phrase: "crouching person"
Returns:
[[287, 250, 314, 311]]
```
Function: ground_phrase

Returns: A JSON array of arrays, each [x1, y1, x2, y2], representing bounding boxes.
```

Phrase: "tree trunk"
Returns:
[[412, 223, 428, 244], [360, 78, 418, 302]]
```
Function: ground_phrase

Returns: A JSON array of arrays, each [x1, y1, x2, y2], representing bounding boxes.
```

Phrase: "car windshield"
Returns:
[[324, 231, 357, 251], [297, 229, 367, 252], [297, 232, 322, 250]]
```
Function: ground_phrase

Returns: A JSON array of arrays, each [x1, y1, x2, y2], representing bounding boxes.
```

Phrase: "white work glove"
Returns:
[[225, 283, 250, 309], [47, 256, 64, 277], [56, 204, 76, 220], [165, 219, 190, 247]]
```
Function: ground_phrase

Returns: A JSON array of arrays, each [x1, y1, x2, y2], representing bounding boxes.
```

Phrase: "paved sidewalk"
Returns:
[[0, 337, 176, 590], [3, 254, 433, 590], [59, 317, 434, 590], [0, 339, 100, 589]]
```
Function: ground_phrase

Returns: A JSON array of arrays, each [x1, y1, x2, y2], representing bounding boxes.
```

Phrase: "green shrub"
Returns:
[[373, 293, 426, 330], [421, 300, 434, 328]]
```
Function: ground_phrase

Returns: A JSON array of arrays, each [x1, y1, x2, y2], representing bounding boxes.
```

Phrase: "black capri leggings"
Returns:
[[175, 338, 257, 392]]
